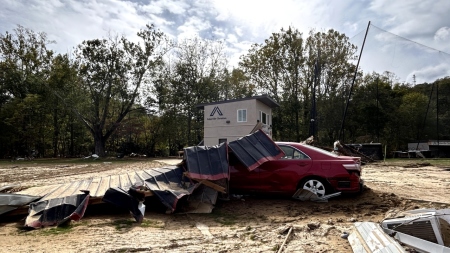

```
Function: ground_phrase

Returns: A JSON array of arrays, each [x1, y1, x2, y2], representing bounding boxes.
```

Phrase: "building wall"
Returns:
[[203, 99, 272, 146]]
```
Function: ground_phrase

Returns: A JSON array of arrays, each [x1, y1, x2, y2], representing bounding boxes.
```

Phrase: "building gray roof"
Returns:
[[196, 94, 280, 109]]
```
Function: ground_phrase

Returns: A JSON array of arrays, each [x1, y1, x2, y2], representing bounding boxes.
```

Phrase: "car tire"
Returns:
[[299, 178, 327, 198]]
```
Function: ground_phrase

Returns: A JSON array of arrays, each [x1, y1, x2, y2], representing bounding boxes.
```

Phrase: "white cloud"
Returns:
[[177, 16, 211, 39], [226, 34, 238, 44], [407, 62, 450, 84], [157, 0, 189, 15], [434, 27, 450, 41], [211, 27, 225, 39], [0, 0, 449, 80], [234, 26, 243, 37]]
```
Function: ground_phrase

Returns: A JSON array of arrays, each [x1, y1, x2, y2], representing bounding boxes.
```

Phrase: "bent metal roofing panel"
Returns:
[[228, 130, 285, 171], [17, 167, 187, 200], [183, 142, 229, 180]]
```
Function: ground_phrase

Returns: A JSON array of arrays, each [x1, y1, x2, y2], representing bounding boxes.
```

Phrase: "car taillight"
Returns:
[[343, 163, 361, 172]]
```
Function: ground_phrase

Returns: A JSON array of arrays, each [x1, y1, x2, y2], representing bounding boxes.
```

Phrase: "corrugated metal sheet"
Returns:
[[25, 191, 90, 228], [17, 167, 182, 200], [0, 193, 40, 215], [143, 167, 198, 213], [348, 222, 406, 253], [184, 142, 229, 180], [387, 229, 450, 253], [228, 130, 284, 171]]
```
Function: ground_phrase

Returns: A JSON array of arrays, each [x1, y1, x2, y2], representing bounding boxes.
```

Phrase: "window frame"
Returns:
[[260, 111, 268, 124], [278, 145, 310, 160], [237, 109, 247, 122]]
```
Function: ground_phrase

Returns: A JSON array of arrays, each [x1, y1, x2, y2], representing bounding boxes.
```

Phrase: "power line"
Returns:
[[370, 24, 450, 57]]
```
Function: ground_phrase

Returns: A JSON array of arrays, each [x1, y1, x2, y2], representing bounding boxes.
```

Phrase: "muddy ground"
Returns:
[[0, 158, 449, 253]]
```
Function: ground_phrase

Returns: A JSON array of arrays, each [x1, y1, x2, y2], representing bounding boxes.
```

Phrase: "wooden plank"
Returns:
[[277, 226, 293, 253], [88, 197, 104, 205], [184, 173, 226, 193]]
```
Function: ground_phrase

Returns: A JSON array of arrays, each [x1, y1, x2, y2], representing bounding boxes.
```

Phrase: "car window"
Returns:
[[279, 145, 309, 160], [303, 144, 338, 157]]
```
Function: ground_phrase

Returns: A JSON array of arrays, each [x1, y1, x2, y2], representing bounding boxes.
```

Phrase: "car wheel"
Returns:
[[300, 179, 327, 197]]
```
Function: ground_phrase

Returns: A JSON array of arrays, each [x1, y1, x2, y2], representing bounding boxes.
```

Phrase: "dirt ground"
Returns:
[[0, 158, 449, 253]]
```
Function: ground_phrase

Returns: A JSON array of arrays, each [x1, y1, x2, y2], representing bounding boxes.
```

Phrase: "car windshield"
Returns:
[[302, 144, 338, 157]]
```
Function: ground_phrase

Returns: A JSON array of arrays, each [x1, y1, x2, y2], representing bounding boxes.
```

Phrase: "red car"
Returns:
[[229, 142, 363, 197]]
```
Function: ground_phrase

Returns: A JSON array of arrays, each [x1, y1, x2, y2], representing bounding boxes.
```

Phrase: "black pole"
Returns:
[[310, 51, 319, 138], [339, 21, 371, 142], [415, 83, 434, 150], [436, 82, 439, 148], [376, 77, 379, 142]]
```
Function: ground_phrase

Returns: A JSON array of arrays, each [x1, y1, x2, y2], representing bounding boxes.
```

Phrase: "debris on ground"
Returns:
[[348, 208, 450, 252], [0, 130, 285, 228], [25, 190, 90, 228], [0, 193, 40, 215], [334, 141, 375, 163], [292, 188, 341, 202]]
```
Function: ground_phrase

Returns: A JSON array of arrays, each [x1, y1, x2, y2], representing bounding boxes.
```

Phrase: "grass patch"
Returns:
[[112, 219, 135, 230], [15, 220, 88, 236], [140, 219, 165, 228], [39, 223, 74, 236]]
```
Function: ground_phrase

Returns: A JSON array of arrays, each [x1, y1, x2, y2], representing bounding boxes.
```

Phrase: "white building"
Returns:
[[196, 95, 280, 146]]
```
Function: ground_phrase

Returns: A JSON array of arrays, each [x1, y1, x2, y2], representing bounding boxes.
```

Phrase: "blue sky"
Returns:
[[1, 0, 449, 83]]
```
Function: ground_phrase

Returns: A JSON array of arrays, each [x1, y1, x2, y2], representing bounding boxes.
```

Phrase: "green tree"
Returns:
[[398, 92, 428, 141], [305, 29, 358, 144], [434, 77, 450, 139], [156, 37, 228, 147], [223, 68, 255, 99], [0, 25, 54, 157], [240, 27, 306, 141], [72, 24, 168, 156], [239, 27, 357, 143]]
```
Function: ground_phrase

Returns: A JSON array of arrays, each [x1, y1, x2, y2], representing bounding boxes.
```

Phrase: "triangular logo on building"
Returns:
[[210, 106, 223, 116]]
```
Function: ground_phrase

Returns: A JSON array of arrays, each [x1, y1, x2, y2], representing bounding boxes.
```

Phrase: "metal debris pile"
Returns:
[[0, 130, 285, 228], [348, 208, 450, 252]]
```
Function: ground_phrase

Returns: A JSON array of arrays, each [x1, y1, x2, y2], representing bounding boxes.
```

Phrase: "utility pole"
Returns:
[[339, 21, 371, 142]]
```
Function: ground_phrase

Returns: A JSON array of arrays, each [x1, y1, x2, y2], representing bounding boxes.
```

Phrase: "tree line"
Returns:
[[1, 25, 449, 158]]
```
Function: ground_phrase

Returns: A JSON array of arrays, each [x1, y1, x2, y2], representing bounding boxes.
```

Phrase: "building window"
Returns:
[[260, 111, 268, 124], [237, 109, 247, 122]]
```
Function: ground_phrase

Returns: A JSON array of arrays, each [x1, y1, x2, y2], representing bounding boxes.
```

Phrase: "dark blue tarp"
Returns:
[[143, 167, 198, 213], [228, 130, 285, 171], [184, 142, 229, 180], [25, 190, 90, 228]]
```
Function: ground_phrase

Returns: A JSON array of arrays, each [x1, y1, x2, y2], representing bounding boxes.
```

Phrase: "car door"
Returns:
[[257, 145, 313, 194]]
